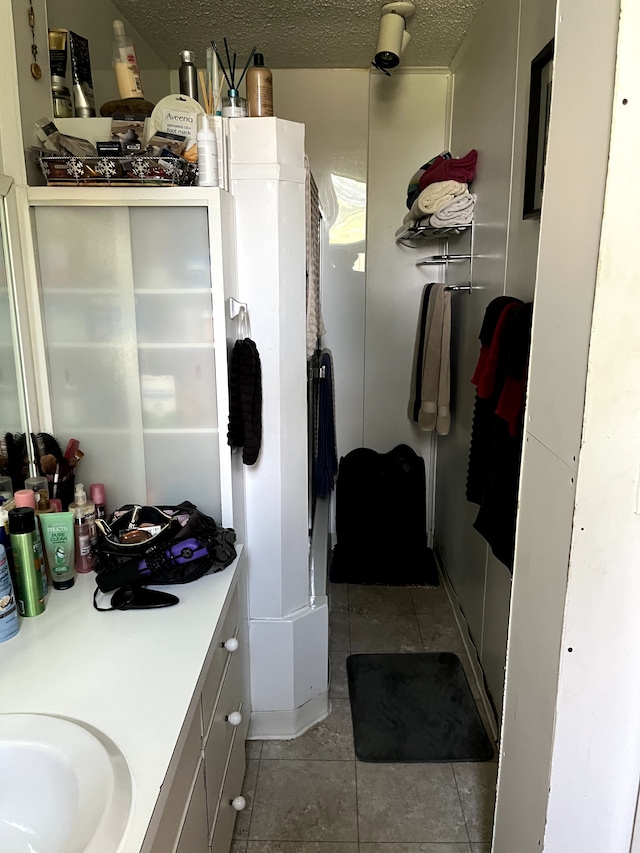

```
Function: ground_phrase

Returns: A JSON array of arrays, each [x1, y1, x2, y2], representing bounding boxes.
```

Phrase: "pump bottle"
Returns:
[[246, 53, 273, 117]]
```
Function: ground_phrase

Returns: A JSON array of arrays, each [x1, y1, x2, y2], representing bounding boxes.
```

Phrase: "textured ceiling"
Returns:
[[110, 0, 485, 70]]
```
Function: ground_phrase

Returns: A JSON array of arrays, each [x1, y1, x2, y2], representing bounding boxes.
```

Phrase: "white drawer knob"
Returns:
[[227, 710, 242, 726], [231, 796, 246, 811], [224, 637, 239, 652]]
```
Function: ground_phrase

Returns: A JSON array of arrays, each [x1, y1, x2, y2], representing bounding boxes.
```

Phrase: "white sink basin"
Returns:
[[0, 714, 131, 853]]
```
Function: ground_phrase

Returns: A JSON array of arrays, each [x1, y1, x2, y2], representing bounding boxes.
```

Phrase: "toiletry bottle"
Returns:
[[0, 476, 13, 502], [179, 50, 198, 100], [0, 508, 14, 578], [112, 20, 144, 99], [69, 483, 96, 573], [9, 508, 45, 617], [35, 493, 55, 588], [246, 53, 273, 117], [0, 544, 20, 641], [90, 484, 107, 520], [222, 89, 247, 117], [40, 512, 76, 591], [14, 490, 48, 596], [197, 113, 219, 187]]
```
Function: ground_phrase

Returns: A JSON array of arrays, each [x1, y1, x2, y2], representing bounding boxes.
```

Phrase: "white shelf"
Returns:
[[396, 221, 474, 244]]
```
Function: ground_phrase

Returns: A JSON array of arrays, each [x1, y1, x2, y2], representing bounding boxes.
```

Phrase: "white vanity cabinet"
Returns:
[[146, 580, 249, 853]]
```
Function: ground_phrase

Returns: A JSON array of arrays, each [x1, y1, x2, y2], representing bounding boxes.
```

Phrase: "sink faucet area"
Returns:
[[0, 714, 131, 853]]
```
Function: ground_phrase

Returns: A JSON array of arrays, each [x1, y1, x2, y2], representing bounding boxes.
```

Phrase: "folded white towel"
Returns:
[[430, 192, 476, 228], [405, 180, 468, 224]]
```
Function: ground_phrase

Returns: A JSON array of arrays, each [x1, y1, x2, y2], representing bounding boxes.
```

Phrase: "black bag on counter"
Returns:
[[94, 501, 237, 593]]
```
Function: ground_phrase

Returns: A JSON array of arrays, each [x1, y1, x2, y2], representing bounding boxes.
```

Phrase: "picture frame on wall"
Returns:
[[523, 38, 554, 218]]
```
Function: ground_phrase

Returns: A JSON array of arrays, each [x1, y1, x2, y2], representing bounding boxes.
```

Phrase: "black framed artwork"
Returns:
[[523, 38, 554, 218]]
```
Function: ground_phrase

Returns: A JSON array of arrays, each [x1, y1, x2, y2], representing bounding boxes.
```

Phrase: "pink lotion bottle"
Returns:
[[90, 483, 107, 520], [69, 483, 96, 573]]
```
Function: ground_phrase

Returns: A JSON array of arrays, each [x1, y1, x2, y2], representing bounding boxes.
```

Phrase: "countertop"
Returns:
[[0, 547, 244, 853]]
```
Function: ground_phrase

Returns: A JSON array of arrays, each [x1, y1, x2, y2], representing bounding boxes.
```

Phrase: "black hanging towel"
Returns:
[[330, 444, 439, 587], [227, 338, 262, 465], [313, 350, 338, 498]]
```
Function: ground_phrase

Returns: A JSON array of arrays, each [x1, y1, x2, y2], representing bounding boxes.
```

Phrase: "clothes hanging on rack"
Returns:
[[408, 283, 451, 436], [227, 337, 262, 465], [466, 298, 534, 570], [313, 350, 338, 498]]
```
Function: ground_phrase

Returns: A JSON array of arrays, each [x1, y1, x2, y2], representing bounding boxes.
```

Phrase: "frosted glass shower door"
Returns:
[[33, 203, 222, 519], [34, 206, 146, 509]]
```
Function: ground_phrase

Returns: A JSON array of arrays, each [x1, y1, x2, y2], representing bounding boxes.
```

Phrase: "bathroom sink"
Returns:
[[0, 714, 131, 853]]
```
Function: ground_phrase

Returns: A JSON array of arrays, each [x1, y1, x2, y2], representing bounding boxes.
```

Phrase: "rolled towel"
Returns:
[[430, 192, 477, 228], [418, 149, 478, 192], [406, 180, 467, 222]]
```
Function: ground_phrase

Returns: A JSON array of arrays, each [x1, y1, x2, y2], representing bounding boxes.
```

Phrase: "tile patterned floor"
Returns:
[[233, 584, 497, 853]]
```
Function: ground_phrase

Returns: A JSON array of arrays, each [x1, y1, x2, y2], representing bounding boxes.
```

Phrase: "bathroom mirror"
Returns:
[[0, 174, 31, 474]]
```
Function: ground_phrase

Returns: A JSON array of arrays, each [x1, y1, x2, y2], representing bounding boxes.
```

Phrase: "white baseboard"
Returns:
[[435, 552, 499, 742], [248, 690, 330, 740]]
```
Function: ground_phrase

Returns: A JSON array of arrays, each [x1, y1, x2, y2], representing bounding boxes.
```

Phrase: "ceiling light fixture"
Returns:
[[372, 0, 415, 75]]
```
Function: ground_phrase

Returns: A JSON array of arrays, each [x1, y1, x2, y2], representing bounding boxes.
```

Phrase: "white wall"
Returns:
[[272, 69, 370, 459], [434, 0, 556, 718]]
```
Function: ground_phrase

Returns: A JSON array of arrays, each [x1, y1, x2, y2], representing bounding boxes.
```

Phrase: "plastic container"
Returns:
[[14, 490, 48, 596], [197, 113, 219, 187], [0, 508, 12, 576], [112, 20, 144, 99], [0, 476, 13, 503], [90, 483, 107, 520], [40, 512, 76, 590], [69, 483, 96, 573], [9, 508, 45, 617], [246, 53, 273, 117], [0, 544, 20, 641]]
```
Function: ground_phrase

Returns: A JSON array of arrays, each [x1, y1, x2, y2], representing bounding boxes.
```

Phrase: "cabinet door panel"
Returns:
[[210, 731, 246, 853], [176, 760, 209, 853]]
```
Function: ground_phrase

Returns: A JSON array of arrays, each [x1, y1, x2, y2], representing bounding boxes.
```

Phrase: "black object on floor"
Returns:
[[330, 444, 439, 587], [347, 652, 494, 762]]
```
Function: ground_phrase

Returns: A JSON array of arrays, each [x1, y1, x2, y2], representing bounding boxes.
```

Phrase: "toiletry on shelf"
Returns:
[[68, 31, 96, 117], [210, 39, 254, 117], [69, 483, 96, 574], [9, 508, 45, 617], [246, 53, 273, 117], [14, 489, 48, 596], [0, 544, 20, 641], [112, 20, 144, 100], [48, 28, 73, 118], [89, 484, 107, 520], [179, 50, 198, 100], [197, 113, 219, 187], [222, 90, 247, 117], [40, 512, 75, 590], [0, 508, 13, 576], [0, 476, 13, 502]]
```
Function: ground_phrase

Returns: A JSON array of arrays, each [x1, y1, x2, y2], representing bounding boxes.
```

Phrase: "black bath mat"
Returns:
[[347, 652, 494, 762]]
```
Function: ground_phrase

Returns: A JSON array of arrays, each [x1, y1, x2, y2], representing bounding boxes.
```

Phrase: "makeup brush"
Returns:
[[40, 453, 58, 499]]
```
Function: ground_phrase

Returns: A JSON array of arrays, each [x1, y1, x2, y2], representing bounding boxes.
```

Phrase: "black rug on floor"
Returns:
[[347, 652, 494, 763]]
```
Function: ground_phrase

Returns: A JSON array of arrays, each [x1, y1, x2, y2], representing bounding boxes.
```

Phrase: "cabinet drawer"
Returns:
[[175, 759, 208, 853], [148, 705, 202, 853], [210, 729, 246, 853], [204, 642, 244, 816], [201, 588, 239, 730]]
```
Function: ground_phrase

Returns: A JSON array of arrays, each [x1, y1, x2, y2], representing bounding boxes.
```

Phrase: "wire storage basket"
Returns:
[[37, 151, 198, 186]]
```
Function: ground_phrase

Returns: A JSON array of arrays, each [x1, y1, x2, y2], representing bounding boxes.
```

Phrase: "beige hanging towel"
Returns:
[[417, 283, 452, 436]]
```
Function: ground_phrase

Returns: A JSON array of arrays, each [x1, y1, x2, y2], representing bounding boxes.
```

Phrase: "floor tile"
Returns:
[[247, 844, 358, 852], [348, 585, 415, 615], [410, 586, 451, 614], [356, 762, 467, 843], [246, 739, 263, 760], [233, 759, 260, 840], [330, 583, 350, 613], [350, 613, 423, 653], [329, 650, 350, 698], [330, 610, 351, 652], [470, 845, 491, 853], [250, 760, 358, 841], [231, 842, 248, 853], [452, 763, 498, 843], [261, 699, 354, 760], [359, 845, 471, 852], [416, 613, 466, 654]]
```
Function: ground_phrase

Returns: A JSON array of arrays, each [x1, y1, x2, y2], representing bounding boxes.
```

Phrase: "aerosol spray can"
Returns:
[[0, 544, 20, 641], [9, 507, 45, 617]]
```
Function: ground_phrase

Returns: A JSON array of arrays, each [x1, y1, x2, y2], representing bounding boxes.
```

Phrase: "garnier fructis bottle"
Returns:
[[0, 543, 20, 641], [14, 489, 48, 596], [69, 483, 96, 573], [9, 507, 45, 617]]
